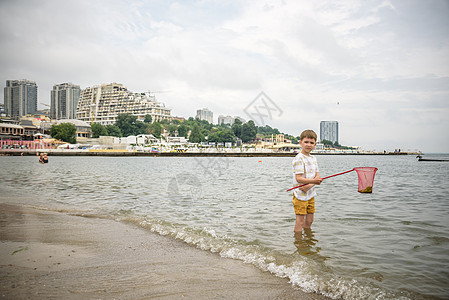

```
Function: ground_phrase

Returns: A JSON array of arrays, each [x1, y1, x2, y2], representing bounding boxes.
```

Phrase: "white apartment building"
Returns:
[[218, 115, 234, 125], [76, 83, 172, 125], [196, 108, 213, 123]]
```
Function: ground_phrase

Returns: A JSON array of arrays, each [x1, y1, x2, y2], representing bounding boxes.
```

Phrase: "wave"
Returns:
[[117, 214, 412, 300], [24, 204, 415, 300]]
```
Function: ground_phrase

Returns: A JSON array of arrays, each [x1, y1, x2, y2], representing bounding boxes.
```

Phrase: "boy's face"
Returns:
[[300, 137, 317, 155]]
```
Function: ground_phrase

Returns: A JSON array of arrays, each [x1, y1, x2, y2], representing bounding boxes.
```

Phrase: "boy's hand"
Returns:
[[299, 184, 313, 192], [313, 177, 323, 185]]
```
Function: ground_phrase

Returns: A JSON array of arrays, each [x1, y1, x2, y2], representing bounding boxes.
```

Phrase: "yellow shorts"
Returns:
[[292, 195, 315, 215]]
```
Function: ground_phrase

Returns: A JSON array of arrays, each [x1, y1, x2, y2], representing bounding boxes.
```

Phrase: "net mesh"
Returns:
[[354, 167, 378, 193]]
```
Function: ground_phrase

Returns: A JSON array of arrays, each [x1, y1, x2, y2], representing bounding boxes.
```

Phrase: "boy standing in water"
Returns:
[[292, 130, 322, 233]]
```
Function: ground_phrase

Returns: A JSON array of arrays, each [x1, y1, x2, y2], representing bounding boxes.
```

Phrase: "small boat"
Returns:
[[417, 155, 449, 162]]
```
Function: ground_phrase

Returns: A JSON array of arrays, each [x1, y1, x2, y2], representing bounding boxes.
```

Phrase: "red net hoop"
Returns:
[[354, 167, 378, 193]]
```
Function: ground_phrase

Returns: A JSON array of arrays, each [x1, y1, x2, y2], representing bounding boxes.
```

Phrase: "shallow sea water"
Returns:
[[1, 154, 448, 299]]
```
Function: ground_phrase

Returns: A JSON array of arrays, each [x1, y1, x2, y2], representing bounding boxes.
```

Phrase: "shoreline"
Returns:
[[0, 203, 330, 299], [0, 149, 419, 157]]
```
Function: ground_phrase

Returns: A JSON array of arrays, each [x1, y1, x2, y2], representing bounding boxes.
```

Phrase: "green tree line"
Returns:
[[49, 115, 354, 149], [51, 113, 301, 145], [321, 139, 355, 150], [50, 123, 77, 144], [88, 114, 261, 144]]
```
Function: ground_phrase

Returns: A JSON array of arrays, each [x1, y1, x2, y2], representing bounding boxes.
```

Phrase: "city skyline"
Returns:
[[1, 1, 448, 152], [2, 79, 250, 128]]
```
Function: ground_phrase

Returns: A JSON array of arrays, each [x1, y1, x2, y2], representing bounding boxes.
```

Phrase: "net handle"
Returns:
[[286, 168, 355, 192]]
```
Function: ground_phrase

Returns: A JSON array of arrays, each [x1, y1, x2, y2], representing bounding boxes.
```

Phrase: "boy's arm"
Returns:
[[296, 172, 322, 192], [295, 173, 322, 185]]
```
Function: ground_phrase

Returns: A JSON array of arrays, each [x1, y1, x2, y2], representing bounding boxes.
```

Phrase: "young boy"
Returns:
[[292, 130, 322, 233]]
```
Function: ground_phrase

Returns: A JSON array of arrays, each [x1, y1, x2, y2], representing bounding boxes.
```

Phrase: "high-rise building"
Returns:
[[51, 82, 81, 120], [4, 79, 38, 118], [320, 121, 339, 143], [218, 115, 234, 126], [217, 115, 246, 126], [196, 108, 213, 123], [76, 83, 172, 125]]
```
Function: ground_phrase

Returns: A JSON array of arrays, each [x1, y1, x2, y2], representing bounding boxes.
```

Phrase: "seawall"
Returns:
[[0, 150, 418, 157]]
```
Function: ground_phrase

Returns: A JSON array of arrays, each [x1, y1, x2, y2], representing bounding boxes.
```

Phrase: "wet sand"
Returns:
[[0, 204, 329, 299]]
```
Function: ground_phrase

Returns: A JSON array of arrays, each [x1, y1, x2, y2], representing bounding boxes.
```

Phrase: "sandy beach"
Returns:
[[0, 203, 329, 299]]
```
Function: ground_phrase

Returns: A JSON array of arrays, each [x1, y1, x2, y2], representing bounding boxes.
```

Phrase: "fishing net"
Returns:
[[354, 167, 378, 193]]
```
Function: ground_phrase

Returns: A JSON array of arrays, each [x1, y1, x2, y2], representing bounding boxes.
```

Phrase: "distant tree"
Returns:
[[207, 131, 220, 143], [177, 124, 189, 137], [256, 124, 281, 137], [115, 114, 147, 137], [144, 114, 152, 124], [50, 123, 76, 144], [189, 124, 204, 143], [200, 119, 213, 131], [241, 120, 257, 143], [321, 139, 334, 147], [208, 128, 235, 143], [232, 121, 242, 138], [200, 127, 211, 138], [167, 124, 178, 136], [284, 134, 298, 144], [91, 123, 108, 138], [148, 122, 162, 138], [105, 124, 122, 137], [222, 128, 236, 142]]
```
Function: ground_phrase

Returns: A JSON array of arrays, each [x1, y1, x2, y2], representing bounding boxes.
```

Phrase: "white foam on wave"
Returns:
[[134, 216, 407, 300], [16, 208, 410, 300]]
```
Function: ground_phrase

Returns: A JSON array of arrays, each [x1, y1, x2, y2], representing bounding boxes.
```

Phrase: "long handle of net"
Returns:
[[286, 169, 355, 192]]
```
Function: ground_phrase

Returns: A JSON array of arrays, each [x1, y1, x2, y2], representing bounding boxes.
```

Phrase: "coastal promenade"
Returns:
[[0, 149, 420, 157]]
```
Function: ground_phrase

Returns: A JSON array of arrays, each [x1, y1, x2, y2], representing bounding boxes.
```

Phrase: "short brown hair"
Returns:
[[300, 130, 317, 141]]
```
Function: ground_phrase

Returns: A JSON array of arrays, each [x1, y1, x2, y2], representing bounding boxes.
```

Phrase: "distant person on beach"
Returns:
[[292, 130, 322, 234], [39, 153, 48, 164]]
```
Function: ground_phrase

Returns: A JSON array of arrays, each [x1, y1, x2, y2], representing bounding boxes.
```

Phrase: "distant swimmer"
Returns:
[[39, 153, 48, 164]]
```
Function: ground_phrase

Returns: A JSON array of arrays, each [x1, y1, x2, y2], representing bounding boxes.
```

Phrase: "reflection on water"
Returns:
[[294, 229, 325, 261]]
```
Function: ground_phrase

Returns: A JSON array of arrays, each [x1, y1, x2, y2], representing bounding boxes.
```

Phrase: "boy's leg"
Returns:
[[304, 213, 314, 228], [303, 197, 315, 228], [294, 214, 305, 233], [293, 195, 308, 233]]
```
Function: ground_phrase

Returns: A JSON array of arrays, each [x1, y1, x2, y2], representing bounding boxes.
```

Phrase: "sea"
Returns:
[[1, 153, 448, 299]]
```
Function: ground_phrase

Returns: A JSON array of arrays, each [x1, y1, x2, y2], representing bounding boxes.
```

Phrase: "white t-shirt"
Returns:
[[292, 152, 319, 201]]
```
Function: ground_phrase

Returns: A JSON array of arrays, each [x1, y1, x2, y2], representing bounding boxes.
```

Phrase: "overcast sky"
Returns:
[[1, 0, 448, 152]]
